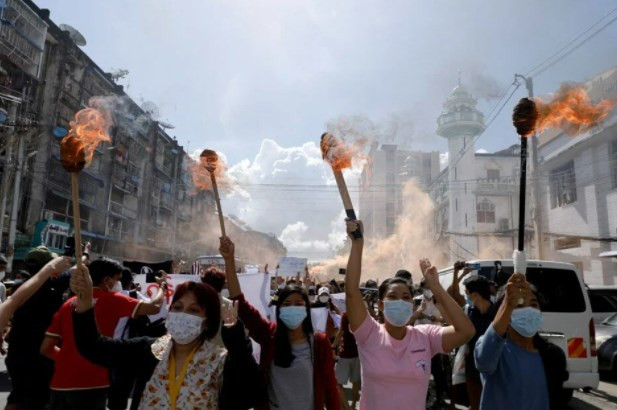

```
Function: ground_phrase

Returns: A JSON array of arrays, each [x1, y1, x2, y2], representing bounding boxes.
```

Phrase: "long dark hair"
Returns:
[[273, 285, 313, 368]]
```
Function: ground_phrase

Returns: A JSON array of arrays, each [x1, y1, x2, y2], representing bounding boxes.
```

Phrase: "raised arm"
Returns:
[[420, 259, 475, 352], [0, 256, 71, 331], [220, 236, 275, 346], [70, 264, 155, 368], [344, 219, 367, 332], [446, 261, 471, 307]]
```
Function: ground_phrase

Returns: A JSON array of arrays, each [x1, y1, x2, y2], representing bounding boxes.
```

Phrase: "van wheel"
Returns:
[[562, 388, 574, 403]]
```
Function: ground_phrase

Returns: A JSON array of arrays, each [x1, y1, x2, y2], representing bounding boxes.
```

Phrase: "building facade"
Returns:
[[359, 142, 440, 239], [538, 67, 617, 285], [429, 83, 531, 263]]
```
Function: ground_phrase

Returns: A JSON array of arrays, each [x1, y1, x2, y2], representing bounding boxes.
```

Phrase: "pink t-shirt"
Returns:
[[353, 314, 444, 410]]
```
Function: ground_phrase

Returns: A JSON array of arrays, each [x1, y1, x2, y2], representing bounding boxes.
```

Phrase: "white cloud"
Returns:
[[476, 148, 489, 154], [279, 221, 330, 253]]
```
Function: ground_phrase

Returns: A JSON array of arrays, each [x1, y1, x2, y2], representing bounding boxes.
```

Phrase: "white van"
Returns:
[[439, 259, 599, 400]]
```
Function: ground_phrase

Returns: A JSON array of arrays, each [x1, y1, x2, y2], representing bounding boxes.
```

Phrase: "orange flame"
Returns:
[[61, 106, 112, 172], [320, 132, 367, 171], [535, 85, 613, 136], [187, 152, 232, 192]]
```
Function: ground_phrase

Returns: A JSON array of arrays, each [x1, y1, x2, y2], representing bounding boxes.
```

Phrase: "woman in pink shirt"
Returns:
[[344, 220, 475, 410]]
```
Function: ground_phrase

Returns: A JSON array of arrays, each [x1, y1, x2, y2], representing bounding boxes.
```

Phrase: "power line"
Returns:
[[524, 5, 617, 77]]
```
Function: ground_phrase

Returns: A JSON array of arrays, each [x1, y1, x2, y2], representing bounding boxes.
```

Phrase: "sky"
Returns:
[[36, 0, 617, 261]]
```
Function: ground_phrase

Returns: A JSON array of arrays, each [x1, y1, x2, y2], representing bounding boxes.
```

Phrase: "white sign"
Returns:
[[330, 292, 346, 313], [310, 307, 329, 333], [277, 257, 307, 277]]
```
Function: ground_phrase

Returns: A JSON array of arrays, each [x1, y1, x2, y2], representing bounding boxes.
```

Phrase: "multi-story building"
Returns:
[[0, 0, 286, 271], [360, 142, 440, 239], [538, 66, 617, 285], [429, 82, 530, 263]]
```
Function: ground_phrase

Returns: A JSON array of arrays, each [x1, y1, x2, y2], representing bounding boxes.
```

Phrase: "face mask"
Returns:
[[278, 283, 285, 290], [490, 295, 496, 303], [221, 289, 230, 298], [167, 312, 205, 344], [423, 290, 433, 299], [383, 299, 414, 327], [279, 306, 307, 329], [111, 281, 123, 293], [0, 271, 5, 281], [465, 294, 474, 307], [510, 307, 543, 338], [318, 295, 329, 303]]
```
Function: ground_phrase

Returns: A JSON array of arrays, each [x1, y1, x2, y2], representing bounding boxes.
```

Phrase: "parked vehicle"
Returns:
[[439, 259, 600, 402], [587, 286, 617, 325], [596, 313, 617, 375]]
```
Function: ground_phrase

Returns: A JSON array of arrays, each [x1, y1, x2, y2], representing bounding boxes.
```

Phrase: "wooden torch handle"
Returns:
[[333, 169, 362, 239], [210, 173, 226, 238], [70, 173, 83, 266]]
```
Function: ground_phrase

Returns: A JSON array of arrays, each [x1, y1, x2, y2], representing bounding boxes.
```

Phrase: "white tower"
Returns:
[[436, 81, 485, 262]]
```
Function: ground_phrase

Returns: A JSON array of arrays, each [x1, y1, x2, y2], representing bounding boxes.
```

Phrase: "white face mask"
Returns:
[[166, 312, 205, 345], [221, 289, 230, 298], [0, 270, 5, 281], [318, 295, 329, 303], [111, 281, 123, 293], [423, 290, 433, 299]]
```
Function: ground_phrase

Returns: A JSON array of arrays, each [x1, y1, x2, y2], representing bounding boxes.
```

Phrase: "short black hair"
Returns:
[[365, 279, 378, 289], [395, 270, 412, 283], [201, 266, 226, 293], [378, 277, 413, 300], [89, 257, 123, 286], [463, 275, 491, 301], [120, 268, 134, 289]]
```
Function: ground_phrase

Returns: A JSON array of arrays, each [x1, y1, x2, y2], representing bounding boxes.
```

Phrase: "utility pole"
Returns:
[[515, 74, 544, 259], [0, 101, 19, 244]]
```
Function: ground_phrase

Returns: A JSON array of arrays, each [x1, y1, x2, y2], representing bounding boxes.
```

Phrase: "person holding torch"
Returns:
[[344, 219, 475, 410]]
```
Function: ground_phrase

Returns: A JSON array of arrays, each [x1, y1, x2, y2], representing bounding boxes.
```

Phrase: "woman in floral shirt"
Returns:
[[70, 264, 266, 410]]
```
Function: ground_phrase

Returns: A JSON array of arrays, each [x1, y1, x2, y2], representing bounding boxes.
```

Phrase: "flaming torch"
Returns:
[[512, 85, 613, 253], [320, 132, 364, 239], [199, 149, 226, 237], [61, 106, 111, 272]]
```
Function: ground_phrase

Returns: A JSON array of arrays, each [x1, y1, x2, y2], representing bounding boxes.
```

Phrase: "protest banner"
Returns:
[[277, 257, 307, 277]]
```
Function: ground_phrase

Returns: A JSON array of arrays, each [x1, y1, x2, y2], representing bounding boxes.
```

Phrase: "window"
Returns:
[[550, 161, 577, 208], [610, 140, 617, 189], [487, 169, 500, 180], [554, 237, 581, 250], [477, 266, 586, 313], [477, 199, 495, 223]]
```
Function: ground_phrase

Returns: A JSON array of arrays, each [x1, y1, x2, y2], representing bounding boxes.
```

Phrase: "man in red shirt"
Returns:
[[41, 257, 165, 409]]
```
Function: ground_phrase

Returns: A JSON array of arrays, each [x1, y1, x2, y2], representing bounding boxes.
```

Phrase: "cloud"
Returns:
[[476, 148, 489, 154], [279, 221, 330, 253]]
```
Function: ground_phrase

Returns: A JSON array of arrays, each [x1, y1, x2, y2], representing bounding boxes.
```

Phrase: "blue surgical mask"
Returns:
[[465, 294, 474, 307], [279, 306, 307, 330], [383, 300, 413, 327], [510, 307, 543, 338]]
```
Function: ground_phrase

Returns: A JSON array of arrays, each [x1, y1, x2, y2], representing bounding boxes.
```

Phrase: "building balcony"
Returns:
[[109, 201, 137, 220]]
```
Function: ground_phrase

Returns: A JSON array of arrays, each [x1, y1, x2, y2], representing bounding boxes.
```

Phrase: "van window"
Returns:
[[588, 291, 617, 312], [525, 268, 586, 313]]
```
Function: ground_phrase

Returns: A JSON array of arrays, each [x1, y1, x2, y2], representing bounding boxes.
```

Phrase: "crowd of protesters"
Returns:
[[0, 216, 566, 410]]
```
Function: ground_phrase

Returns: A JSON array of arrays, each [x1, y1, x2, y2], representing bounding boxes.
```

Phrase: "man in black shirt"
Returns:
[[6, 246, 71, 410]]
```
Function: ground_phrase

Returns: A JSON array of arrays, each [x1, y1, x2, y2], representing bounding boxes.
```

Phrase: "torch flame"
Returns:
[[61, 106, 112, 172], [187, 150, 232, 192], [535, 85, 613, 136], [320, 132, 367, 171]]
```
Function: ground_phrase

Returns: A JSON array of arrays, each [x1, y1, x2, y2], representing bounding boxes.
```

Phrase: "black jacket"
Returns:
[[73, 309, 267, 409], [534, 335, 569, 410]]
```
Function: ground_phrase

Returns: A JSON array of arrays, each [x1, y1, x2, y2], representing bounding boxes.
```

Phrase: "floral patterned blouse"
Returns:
[[140, 334, 227, 409]]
